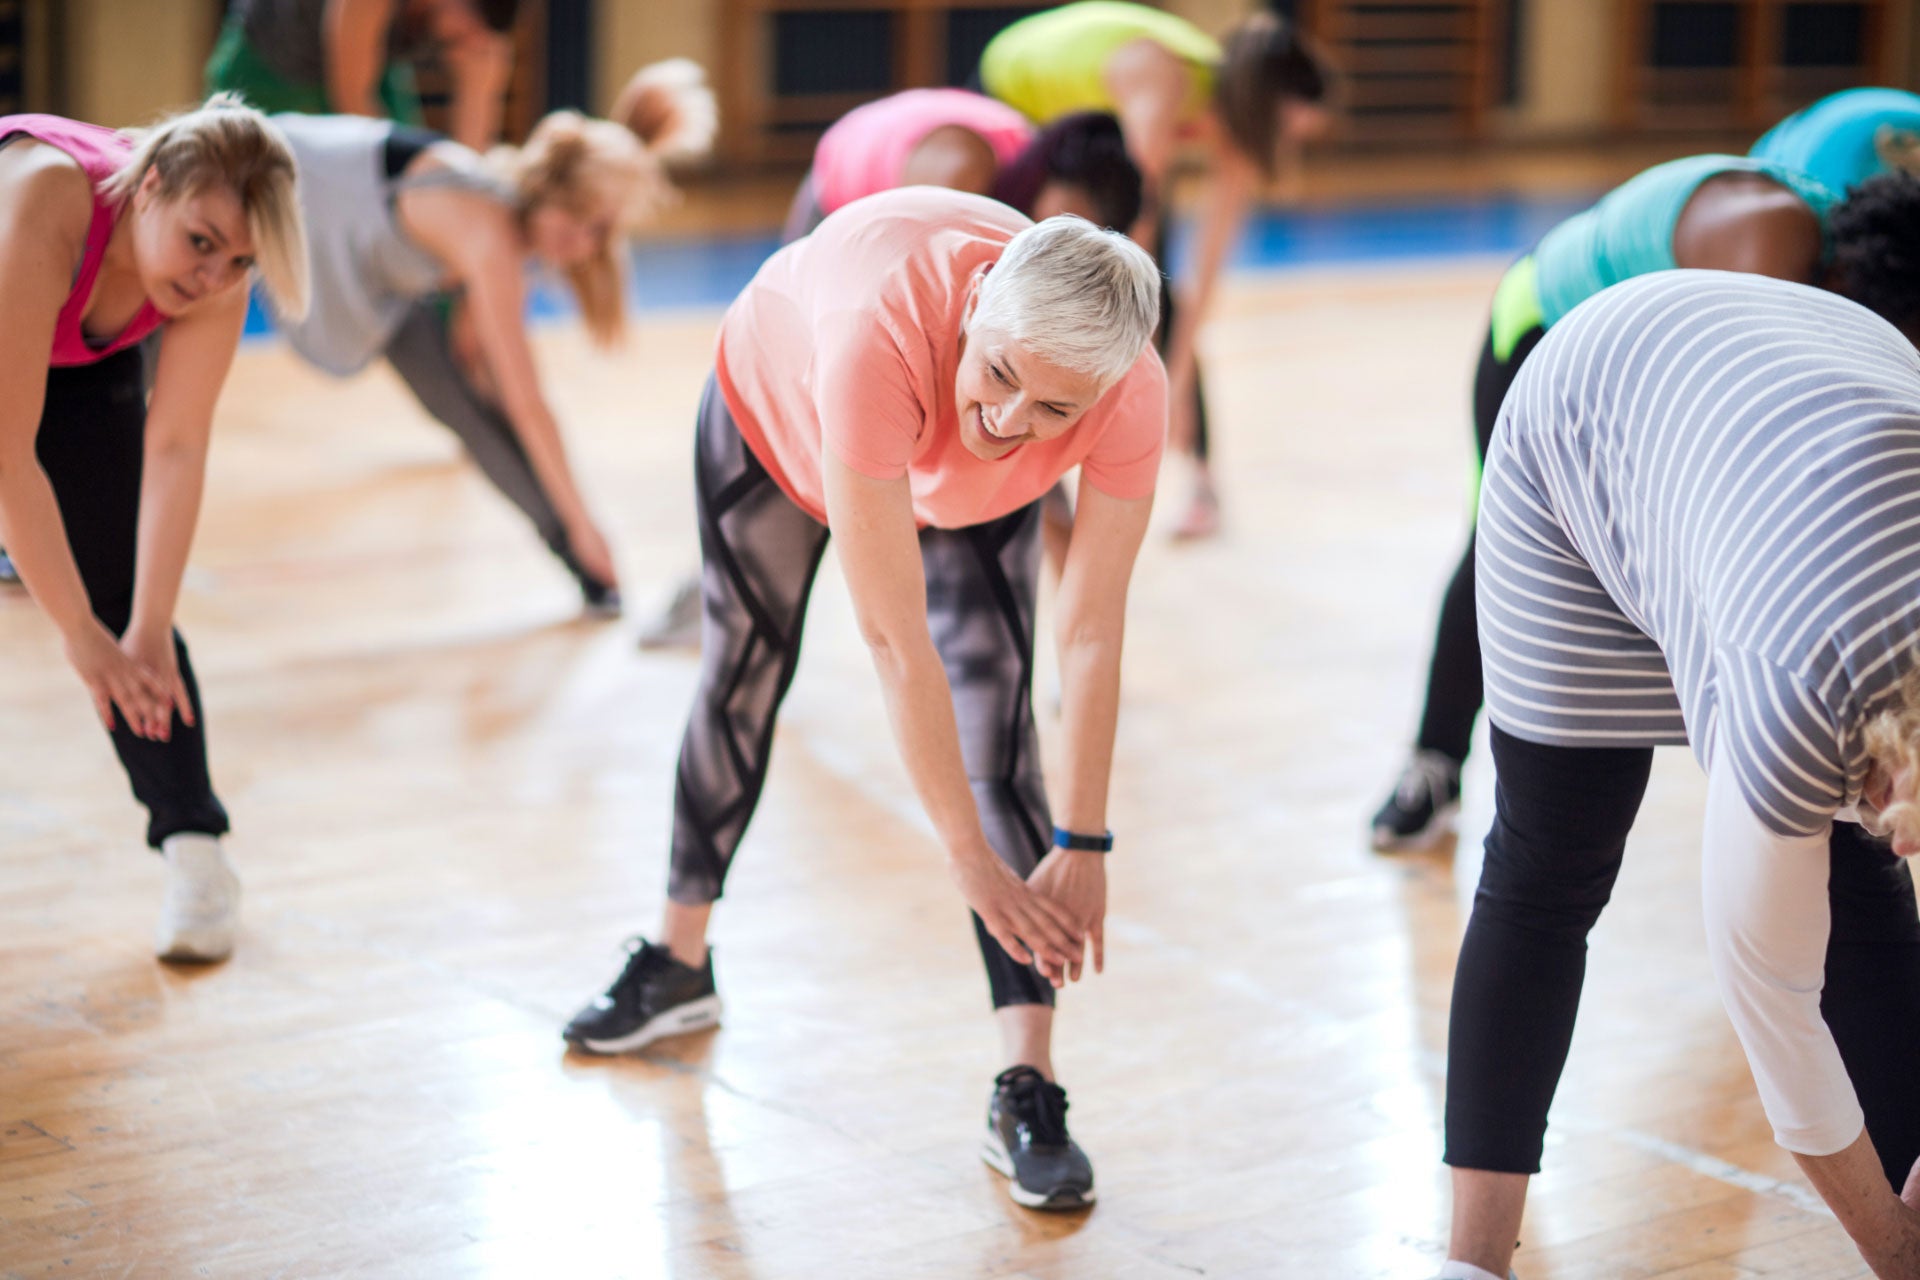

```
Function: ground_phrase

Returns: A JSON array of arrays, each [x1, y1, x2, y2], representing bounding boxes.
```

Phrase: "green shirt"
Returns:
[[981, 1, 1219, 125]]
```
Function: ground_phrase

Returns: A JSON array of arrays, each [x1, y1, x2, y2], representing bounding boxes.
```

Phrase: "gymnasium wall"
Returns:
[[33, 0, 1920, 140]]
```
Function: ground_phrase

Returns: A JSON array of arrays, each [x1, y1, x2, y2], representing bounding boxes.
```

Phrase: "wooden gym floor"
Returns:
[[0, 249, 1882, 1276]]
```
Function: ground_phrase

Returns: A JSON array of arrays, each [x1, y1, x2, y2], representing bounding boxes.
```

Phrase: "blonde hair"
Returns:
[[1862, 660, 1920, 848], [104, 93, 310, 319], [493, 62, 716, 347], [971, 216, 1162, 390]]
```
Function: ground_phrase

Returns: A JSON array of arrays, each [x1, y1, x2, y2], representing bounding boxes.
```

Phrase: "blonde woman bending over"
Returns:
[[0, 97, 306, 961], [264, 64, 714, 612]]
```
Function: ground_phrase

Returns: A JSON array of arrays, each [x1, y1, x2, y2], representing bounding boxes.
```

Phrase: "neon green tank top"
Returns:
[[980, 1, 1220, 125]]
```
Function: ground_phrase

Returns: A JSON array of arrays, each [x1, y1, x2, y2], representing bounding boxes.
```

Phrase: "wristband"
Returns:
[[1052, 827, 1113, 853]]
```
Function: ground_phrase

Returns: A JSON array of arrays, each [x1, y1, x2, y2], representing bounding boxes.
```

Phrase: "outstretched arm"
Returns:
[[323, 0, 399, 119], [1160, 146, 1254, 451], [822, 452, 1087, 979], [0, 156, 172, 737], [124, 289, 249, 728], [1025, 478, 1153, 980], [406, 191, 616, 585]]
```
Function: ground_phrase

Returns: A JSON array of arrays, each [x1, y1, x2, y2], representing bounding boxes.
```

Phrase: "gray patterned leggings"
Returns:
[[669, 375, 1056, 1008]]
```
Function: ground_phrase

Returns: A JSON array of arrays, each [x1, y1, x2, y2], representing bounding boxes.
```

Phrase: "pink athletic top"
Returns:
[[715, 187, 1166, 530], [812, 89, 1035, 216], [0, 114, 165, 367]]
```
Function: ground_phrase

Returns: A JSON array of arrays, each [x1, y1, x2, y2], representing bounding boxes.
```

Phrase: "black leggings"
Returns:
[[1446, 726, 1920, 1187], [668, 377, 1057, 1009], [1412, 320, 1543, 763], [37, 347, 229, 848]]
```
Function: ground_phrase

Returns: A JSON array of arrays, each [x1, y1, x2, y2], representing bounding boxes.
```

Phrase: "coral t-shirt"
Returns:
[[812, 89, 1034, 215], [714, 188, 1166, 530]]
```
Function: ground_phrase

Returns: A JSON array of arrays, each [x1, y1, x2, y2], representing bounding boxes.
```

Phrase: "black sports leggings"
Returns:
[[36, 346, 229, 848], [667, 377, 1057, 1009], [1412, 320, 1544, 763], [1446, 726, 1920, 1188]]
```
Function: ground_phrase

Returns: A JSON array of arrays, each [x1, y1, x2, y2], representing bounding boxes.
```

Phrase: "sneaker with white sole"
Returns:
[[155, 834, 240, 962], [563, 937, 721, 1053], [635, 578, 703, 651], [1370, 748, 1463, 851], [980, 1065, 1095, 1210]]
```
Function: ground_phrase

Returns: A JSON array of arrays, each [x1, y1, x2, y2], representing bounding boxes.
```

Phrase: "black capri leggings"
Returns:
[[1410, 319, 1543, 764], [1446, 726, 1920, 1188], [666, 376, 1058, 1009], [37, 346, 229, 848]]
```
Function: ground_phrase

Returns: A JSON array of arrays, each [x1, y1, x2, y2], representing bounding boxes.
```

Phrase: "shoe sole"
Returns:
[[1370, 800, 1461, 854], [156, 936, 233, 963], [568, 995, 723, 1055], [978, 1130, 1096, 1210]]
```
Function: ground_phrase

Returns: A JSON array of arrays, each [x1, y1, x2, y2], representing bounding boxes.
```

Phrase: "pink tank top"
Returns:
[[812, 89, 1034, 216], [0, 114, 165, 367]]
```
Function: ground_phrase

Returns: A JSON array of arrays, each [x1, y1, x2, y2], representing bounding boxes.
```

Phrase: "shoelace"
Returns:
[[1395, 751, 1457, 808], [996, 1066, 1070, 1146], [614, 936, 673, 990]]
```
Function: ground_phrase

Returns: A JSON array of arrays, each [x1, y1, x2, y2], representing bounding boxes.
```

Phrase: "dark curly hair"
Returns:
[[1828, 171, 1920, 334], [990, 111, 1144, 232]]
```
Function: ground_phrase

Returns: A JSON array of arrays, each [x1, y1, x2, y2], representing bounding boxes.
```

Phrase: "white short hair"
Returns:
[[970, 216, 1161, 389]]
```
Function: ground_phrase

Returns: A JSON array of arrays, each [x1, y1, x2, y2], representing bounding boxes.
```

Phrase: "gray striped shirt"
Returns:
[[1479, 270, 1920, 836]]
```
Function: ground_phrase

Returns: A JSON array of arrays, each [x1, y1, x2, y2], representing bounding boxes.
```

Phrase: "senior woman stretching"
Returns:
[[568, 188, 1164, 1212], [1435, 270, 1920, 1280]]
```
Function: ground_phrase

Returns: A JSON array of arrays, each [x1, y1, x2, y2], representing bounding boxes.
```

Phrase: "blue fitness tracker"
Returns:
[[1052, 827, 1113, 853]]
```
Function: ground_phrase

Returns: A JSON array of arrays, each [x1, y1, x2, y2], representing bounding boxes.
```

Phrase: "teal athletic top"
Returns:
[[1750, 87, 1920, 196], [1531, 154, 1837, 331]]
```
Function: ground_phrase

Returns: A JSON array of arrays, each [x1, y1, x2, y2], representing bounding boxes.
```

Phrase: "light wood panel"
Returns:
[[0, 261, 1875, 1277]]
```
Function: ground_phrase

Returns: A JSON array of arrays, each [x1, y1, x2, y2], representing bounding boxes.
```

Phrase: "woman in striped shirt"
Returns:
[[1372, 159, 1920, 852], [1437, 269, 1920, 1280]]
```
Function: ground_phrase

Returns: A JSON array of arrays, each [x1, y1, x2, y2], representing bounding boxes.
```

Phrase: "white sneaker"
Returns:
[[635, 577, 703, 651], [155, 834, 240, 962]]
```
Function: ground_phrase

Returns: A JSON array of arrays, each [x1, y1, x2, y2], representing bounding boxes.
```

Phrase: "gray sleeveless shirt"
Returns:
[[269, 113, 514, 376]]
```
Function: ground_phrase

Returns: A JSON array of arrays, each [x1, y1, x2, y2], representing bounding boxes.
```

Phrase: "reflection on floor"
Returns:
[[1, 255, 1870, 1275]]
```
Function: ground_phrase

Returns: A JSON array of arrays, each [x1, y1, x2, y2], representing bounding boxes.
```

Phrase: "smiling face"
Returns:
[[131, 171, 256, 317], [953, 291, 1106, 463]]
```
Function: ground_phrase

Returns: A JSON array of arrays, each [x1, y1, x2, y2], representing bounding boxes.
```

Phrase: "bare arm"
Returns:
[[1053, 480, 1151, 834], [1161, 145, 1254, 444], [821, 453, 1085, 977], [125, 288, 249, 690], [323, 0, 398, 119], [1104, 38, 1195, 245], [1025, 478, 1153, 979], [403, 189, 613, 578], [440, 27, 513, 151], [0, 152, 171, 734]]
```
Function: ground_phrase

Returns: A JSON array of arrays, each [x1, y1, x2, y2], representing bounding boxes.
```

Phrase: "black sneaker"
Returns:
[[557, 548, 623, 620], [1370, 749, 1462, 851], [562, 938, 721, 1054], [980, 1065, 1096, 1210]]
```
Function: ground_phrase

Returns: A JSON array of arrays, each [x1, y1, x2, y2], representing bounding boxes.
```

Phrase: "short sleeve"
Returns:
[[1714, 646, 1848, 838], [812, 308, 926, 482], [1079, 353, 1167, 502]]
